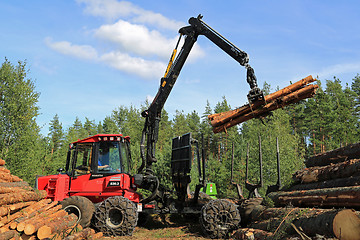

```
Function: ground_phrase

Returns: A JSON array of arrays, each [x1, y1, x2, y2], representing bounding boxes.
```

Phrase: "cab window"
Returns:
[[97, 141, 130, 173], [72, 143, 93, 176]]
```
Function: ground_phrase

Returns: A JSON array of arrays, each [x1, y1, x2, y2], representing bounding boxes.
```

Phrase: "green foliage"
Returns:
[[1, 58, 360, 202], [0, 58, 43, 183]]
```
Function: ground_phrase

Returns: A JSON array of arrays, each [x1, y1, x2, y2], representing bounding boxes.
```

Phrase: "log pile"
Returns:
[[233, 203, 360, 240], [0, 159, 103, 240], [268, 143, 360, 208], [208, 75, 318, 133]]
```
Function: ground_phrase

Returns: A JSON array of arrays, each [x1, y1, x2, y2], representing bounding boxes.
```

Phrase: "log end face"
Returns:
[[333, 209, 360, 240]]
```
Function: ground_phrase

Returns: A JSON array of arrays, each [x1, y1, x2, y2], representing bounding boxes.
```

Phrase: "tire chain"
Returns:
[[92, 196, 138, 236], [200, 199, 241, 239]]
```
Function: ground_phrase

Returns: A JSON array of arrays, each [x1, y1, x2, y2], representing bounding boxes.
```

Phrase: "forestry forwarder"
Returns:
[[36, 15, 264, 238]]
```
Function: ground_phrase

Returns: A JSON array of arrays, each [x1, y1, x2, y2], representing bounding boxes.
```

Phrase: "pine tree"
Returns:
[[0, 59, 43, 182]]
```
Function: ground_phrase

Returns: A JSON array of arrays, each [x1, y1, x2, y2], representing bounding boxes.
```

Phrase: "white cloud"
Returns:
[[100, 51, 166, 79], [76, 0, 183, 30], [44, 37, 98, 60], [95, 20, 205, 60], [316, 62, 360, 79], [45, 0, 205, 81], [95, 20, 177, 59]]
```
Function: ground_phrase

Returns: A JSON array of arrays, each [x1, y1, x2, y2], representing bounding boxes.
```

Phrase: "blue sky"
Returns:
[[1, 0, 359, 135]]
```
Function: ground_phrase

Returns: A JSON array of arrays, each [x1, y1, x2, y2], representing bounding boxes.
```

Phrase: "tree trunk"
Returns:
[[0, 190, 47, 206], [249, 208, 360, 239], [233, 228, 273, 240], [0, 172, 22, 182], [17, 203, 62, 232], [0, 181, 30, 188], [23, 208, 66, 235], [0, 229, 17, 240], [306, 142, 360, 167], [0, 202, 35, 218], [0, 186, 29, 194], [209, 75, 315, 127], [211, 84, 318, 133], [286, 175, 360, 191], [268, 185, 360, 208], [62, 228, 95, 240], [0, 199, 51, 227], [36, 213, 77, 239], [293, 159, 360, 184]]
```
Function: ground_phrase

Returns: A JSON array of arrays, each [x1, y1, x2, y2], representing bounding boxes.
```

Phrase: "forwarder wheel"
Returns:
[[61, 196, 95, 227], [200, 199, 241, 239], [92, 196, 138, 236]]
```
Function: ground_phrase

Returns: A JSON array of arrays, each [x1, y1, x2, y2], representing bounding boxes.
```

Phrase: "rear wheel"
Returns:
[[92, 196, 138, 236], [61, 196, 95, 227], [200, 199, 241, 239]]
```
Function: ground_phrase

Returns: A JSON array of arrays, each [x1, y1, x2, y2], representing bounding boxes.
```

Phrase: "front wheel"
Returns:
[[200, 199, 241, 239], [92, 196, 138, 236], [61, 196, 95, 227]]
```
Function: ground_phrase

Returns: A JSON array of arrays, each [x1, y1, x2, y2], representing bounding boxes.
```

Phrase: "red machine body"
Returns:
[[36, 134, 142, 205]]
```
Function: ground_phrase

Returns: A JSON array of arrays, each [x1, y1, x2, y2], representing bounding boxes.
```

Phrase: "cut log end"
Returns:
[[37, 225, 52, 240], [333, 209, 360, 240]]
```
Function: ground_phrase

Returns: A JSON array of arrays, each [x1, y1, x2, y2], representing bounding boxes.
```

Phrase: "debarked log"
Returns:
[[306, 142, 360, 167], [268, 185, 360, 208], [248, 208, 360, 240], [292, 158, 360, 184]]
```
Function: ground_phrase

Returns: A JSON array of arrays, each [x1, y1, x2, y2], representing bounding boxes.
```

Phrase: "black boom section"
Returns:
[[171, 133, 192, 202]]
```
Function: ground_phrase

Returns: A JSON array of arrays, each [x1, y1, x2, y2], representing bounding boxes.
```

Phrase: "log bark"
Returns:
[[17, 202, 61, 232], [209, 75, 315, 127], [0, 190, 47, 206], [293, 159, 360, 184], [0, 182, 29, 189], [0, 199, 51, 227], [0, 172, 22, 182], [306, 142, 360, 167], [37, 213, 77, 239], [212, 84, 318, 133], [0, 230, 17, 240], [268, 185, 360, 207], [0, 168, 10, 174], [233, 228, 273, 240], [248, 208, 360, 239], [249, 206, 333, 223], [63, 228, 95, 240], [286, 174, 360, 191], [23, 208, 66, 235], [0, 186, 29, 194], [0, 202, 35, 218]]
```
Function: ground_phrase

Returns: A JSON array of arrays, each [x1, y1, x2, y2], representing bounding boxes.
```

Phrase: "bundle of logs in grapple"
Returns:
[[0, 159, 103, 240], [268, 142, 360, 209], [208, 75, 318, 133]]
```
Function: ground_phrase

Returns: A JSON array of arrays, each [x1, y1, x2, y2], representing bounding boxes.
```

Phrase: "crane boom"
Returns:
[[137, 15, 264, 203]]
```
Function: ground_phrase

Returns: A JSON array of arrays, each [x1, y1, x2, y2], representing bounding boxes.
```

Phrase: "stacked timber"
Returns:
[[208, 75, 318, 133], [233, 204, 360, 240], [0, 159, 103, 240], [268, 143, 360, 208]]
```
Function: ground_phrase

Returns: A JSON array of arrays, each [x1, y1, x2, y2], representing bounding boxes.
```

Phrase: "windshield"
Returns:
[[97, 141, 130, 174]]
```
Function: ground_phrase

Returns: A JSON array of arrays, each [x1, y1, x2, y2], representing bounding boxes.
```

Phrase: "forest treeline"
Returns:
[[1, 59, 360, 198]]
